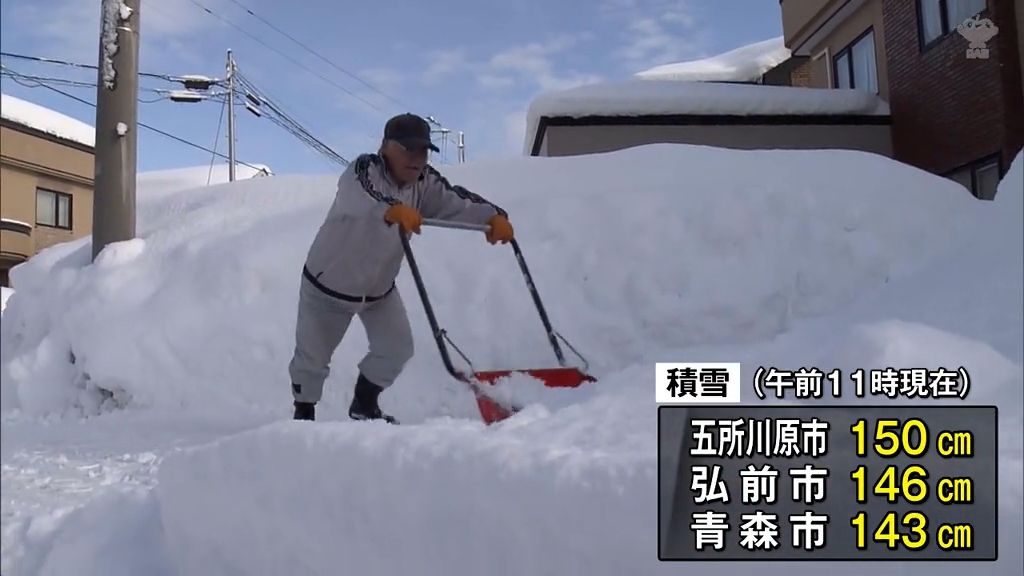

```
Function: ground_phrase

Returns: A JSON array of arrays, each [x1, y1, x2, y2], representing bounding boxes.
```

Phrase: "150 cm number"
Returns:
[[851, 418, 929, 458]]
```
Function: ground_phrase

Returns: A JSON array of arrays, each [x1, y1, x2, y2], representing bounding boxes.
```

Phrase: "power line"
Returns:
[[0, 67, 228, 103], [184, 0, 385, 114], [221, 0, 409, 111], [2, 41, 467, 161], [212, 2, 469, 155], [0, 70, 214, 106], [234, 68, 349, 166], [0, 51, 212, 83], [1, 67, 266, 172]]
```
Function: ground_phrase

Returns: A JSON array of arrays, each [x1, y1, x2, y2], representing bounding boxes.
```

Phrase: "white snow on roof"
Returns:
[[1, 92, 95, 147], [138, 163, 273, 197], [0, 218, 32, 229], [524, 80, 890, 154], [635, 36, 791, 83]]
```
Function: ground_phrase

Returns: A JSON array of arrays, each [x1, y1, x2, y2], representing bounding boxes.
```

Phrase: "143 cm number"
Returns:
[[850, 512, 928, 550]]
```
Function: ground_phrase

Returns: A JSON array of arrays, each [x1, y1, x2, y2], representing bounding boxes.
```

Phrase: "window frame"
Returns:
[[35, 187, 73, 230], [945, 153, 1002, 200], [917, 0, 990, 53], [832, 27, 879, 94]]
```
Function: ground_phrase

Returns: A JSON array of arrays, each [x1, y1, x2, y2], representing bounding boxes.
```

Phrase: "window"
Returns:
[[36, 188, 72, 229], [948, 168, 973, 190], [918, 0, 988, 47], [833, 29, 878, 93], [946, 155, 1001, 200], [974, 160, 1001, 199], [835, 52, 852, 88]]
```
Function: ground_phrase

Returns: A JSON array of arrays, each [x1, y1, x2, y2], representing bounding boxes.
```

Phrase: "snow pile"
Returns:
[[144, 151, 1023, 576], [137, 163, 273, 199], [523, 81, 890, 154], [635, 36, 791, 82], [1, 146, 1021, 575], [0, 92, 95, 147], [156, 401, 654, 576], [7, 488, 171, 576], [0, 146, 976, 418], [1, 286, 13, 315]]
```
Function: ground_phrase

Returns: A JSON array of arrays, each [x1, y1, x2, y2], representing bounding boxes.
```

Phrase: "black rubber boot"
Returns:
[[348, 374, 398, 424], [293, 401, 315, 421]]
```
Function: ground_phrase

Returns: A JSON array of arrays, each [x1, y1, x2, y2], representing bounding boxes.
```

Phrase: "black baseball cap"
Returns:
[[384, 113, 439, 152]]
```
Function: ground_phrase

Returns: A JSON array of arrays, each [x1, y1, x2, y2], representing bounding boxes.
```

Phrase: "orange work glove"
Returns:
[[486, 214, 514, 245], [383, 203, 422, 234]]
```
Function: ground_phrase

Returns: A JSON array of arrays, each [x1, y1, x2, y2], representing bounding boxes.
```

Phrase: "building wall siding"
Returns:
[[0, 124, 95, 285], [882, 0, 1023, 175], [542, 122, 893, 158], [804, 0, 891, 100]]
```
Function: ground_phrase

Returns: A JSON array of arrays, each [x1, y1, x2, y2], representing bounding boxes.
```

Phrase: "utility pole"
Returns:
[[438, 128, 450, 162], [458, 131, 465, 163], [226, 49, 237, 182], [92, 0, 141, 261]]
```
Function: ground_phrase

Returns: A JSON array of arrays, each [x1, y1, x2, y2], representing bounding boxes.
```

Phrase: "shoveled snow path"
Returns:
[[0, 410, 276, 573]]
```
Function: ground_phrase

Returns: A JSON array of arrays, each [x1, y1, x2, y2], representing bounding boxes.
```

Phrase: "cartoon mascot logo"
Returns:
[[957, 15, 999, 59]]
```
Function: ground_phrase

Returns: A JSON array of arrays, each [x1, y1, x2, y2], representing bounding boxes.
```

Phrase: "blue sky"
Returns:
[[0, 0, 782, 175]]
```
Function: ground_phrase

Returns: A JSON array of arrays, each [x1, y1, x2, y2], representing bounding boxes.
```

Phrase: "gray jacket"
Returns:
[[303, 153, 507, 298]]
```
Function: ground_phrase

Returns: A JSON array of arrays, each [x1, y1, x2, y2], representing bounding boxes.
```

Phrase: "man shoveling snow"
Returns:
[[288, 113, 514, 423]]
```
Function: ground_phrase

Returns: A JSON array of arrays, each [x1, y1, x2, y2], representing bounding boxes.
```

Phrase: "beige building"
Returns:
[[781, 0, 890, 99], [0, 94, 95, 287], [524, 79, 893, 158], [525, 31, 894, 160]]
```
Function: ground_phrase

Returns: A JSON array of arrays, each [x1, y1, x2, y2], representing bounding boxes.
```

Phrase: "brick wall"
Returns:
[[790, 59, 813, 87], [882, 0, 1023, 175]]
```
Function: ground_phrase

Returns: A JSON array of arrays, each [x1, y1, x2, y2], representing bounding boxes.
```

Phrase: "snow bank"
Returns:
[[8, 489, 170, 576], [155, 393, 654, 576], [0, 145, 979, 418], [137, 163, 273, 199], [1, 286, 13, 315], [523, 81, 890, 154], [3, 148, 1021, 575], [635, 36, 790, 82], [157, 148, 1024, 574], [0, 93, 95, 147]]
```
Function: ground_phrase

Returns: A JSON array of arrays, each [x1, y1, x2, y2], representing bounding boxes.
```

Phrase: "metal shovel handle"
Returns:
[[415, 217, 571, 368], [421, 218, 490, 233]]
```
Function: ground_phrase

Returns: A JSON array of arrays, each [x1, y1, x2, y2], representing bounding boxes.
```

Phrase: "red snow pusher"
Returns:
[[399, 218, 596, 424]]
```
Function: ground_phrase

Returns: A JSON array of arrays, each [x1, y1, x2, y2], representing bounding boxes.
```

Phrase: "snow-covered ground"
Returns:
[[1, 144, 1020, 575]]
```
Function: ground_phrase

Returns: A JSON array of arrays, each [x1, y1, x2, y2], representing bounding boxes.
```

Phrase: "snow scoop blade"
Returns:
[[471, 368, 597, 425], [473, 368, 597, 388], [401, 221, 598, 425]]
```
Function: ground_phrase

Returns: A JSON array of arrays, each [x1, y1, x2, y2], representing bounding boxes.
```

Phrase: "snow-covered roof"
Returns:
[[138, 163, 273, 197], [0, 92, 95, 148], [635, 36, 791, 83], [524, 80, 891, 154], [0, 217, 32, 229]]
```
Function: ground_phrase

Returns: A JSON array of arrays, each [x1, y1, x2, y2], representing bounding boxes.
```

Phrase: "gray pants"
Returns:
[[288, 274, 414, 404]]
